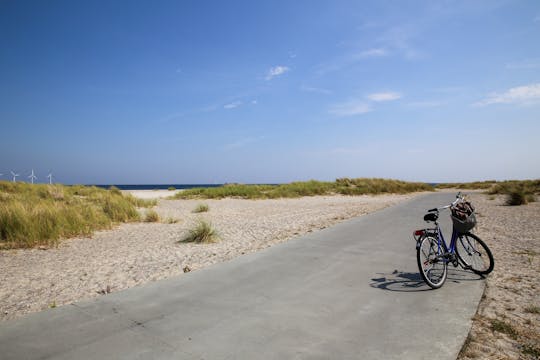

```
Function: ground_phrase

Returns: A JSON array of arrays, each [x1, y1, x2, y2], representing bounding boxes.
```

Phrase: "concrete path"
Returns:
[[0, 192, 485, 359]]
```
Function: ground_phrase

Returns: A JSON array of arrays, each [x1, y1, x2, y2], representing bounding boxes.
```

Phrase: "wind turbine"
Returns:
[[28, 169, 37, 184], [47, 171, 53, 185], [11, 171, 20, 183]]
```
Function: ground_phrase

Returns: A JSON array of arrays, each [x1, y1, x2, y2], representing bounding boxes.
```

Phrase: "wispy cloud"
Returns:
[[329, 100, 372, 117], [224, 101, 243, 109], [367, 92, 402, 102], [474, 83, 540, 106], [330, 90, 401, 116], [300, 85, 332, 94], [265, 66, 290, 80], [357, 48, 388, 58]]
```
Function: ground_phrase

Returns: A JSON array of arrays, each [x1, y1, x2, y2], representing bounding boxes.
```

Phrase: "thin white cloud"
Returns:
[[357, 48, 388, 58], [329, 100, 372, 116], [265, 66, 290, 80], [224, 101, 242, 109], [300, 85, 332, 94], [474, 83, 540, 106], [367, 92, 402, 102]]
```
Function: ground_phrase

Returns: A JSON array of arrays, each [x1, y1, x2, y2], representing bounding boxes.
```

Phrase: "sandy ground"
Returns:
[[122, 189, 180, 199], [457, 193, 539, 360], [0, 192, 417, 321]]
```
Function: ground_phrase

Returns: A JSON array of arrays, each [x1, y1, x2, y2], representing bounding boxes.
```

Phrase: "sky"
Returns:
[[1, 0, 539, 184]]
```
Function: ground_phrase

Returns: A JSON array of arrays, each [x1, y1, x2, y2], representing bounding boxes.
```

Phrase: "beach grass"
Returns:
[[192, 203, 210, 213], [435, 180, 499, 190], [144, 209, 160, 222], [180, 219, 219, 243], [0, 181, 156, 249], [173, 178, 433, 200]]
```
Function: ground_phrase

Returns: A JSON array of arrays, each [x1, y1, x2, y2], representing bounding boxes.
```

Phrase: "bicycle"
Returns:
[[413, 193, 494, 289]]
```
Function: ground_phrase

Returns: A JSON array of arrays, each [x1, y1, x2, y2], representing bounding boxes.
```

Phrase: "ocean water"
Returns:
[[93, 184, 223, 190]]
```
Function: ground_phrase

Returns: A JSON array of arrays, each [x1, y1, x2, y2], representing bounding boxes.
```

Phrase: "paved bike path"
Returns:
[[0, 193, 485, 359]]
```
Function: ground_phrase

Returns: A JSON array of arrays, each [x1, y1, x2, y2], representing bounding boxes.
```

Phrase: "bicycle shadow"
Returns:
[[370, 269, 484, 292], [370, 270, 429, 292]]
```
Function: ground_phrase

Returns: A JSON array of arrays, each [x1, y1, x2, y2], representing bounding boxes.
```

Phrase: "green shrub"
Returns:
[[168, 186, 176, 191], [180, 220, 219, 243], [506, 191, 528, 206]]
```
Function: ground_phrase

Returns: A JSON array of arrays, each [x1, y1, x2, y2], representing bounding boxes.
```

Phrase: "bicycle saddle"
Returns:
[[424, 213, 438, 222]]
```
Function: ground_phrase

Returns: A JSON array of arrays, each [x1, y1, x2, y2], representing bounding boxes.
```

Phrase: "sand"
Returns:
[[122, 189, 180, 199], [0, 192, 417, 321], [457, 193, 540, 359]]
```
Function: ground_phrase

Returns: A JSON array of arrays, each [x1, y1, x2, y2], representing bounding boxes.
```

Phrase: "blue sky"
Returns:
[[1, 0, 539, 184]]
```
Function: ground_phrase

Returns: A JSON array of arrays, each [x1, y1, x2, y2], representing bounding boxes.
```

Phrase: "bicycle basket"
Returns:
[[451, 211, 476, 233], [451, 201, 476, 234]]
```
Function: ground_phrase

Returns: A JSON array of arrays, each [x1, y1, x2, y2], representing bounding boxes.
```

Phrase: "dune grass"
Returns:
[[173, 178, 433, 200], [192, 203, 210, 213], [144, 209, 160, 222], [487, 180, 539, 206], [0, 182, 156, 249], [435, 180, 539, 206], [435, 180, 499, 190], [179, 219, 219, 243]]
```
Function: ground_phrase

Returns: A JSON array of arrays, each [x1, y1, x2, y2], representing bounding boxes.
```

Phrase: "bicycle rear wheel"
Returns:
[[417, 236, 447, 289], [456, 233, 494, 275]]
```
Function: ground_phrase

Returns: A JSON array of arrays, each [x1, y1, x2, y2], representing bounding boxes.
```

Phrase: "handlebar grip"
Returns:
[[428, 208, 438, 212]]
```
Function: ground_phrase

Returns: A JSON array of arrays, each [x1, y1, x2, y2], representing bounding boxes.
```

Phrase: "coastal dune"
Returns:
[[0, 193, 417, 321]]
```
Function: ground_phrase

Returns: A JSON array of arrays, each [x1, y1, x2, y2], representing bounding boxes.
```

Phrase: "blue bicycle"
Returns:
[[413, 193, 494, 289]]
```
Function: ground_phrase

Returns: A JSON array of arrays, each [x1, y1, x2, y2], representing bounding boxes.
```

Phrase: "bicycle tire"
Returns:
[[417, 235, 447, 289], [456, 233, 494, 275]]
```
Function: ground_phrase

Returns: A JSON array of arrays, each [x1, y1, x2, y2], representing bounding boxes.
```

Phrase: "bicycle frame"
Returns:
[[413, 193, 464, 264], [434, 224, 460, 263]]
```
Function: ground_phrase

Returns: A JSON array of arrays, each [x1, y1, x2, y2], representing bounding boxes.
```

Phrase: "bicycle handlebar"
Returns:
[[429, 193, 464, 212]]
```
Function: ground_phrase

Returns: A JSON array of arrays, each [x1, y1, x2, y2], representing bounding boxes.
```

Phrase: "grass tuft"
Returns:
[[0, 181, 156, 249], [506, 190, 528, 206], [180, 220, 219, 243], [144, 210, 160, 222], [192, 203, 210, 213], [522, 344, 540, 358], [490, 319, 518, 339], [524, 305, 540, 314]]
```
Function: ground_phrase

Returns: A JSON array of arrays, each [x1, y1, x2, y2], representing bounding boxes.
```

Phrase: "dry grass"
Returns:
[[0, 181, 156, 249], [174, 178, 433, 200], [192, 203, 210, 213], [179, 219, 219, 244], [144, 209, 160, 222]]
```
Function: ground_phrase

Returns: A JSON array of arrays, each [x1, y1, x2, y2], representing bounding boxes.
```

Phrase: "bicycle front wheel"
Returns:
[[417, 236, 447, 289], [456, 233, 494, 275]]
